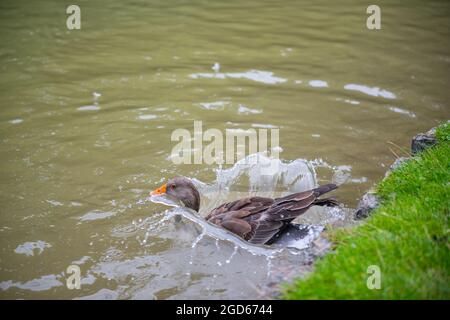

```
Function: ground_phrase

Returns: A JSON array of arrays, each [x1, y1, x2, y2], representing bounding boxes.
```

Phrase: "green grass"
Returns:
[[283, 123, 450, 299]]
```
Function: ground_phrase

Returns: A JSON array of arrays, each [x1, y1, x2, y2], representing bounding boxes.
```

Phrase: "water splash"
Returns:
[[215, 239, 220, 250], [189, 231, 206, 265], [170, 206, 283, 257], [191, 232, 205, 249], [129, 151, 354, 290], [266, 256, 274, 277], [193, 153, 318, 214], [144, 153, 350, 256], [225, 246, 239, 264], [310, 158, 353, 185]]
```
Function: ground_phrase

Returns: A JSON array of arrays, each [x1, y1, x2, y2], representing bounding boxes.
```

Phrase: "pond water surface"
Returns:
[[0, 0, 449, 299]]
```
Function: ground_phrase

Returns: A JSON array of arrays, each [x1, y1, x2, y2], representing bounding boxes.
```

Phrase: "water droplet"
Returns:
[[9, 118, 23, 124], [212, 62, 220, 73]]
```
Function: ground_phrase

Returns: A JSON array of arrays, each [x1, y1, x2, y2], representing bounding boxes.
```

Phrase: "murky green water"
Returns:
[[0, 0, 449, 299]]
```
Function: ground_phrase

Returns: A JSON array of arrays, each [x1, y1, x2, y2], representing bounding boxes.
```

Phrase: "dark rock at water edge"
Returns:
[[355, 125, 440, 220], [355, 157, 410, 219], [386, 156, 410, 176], [354, 191, 380, 220], [411, 127, 437, 155]]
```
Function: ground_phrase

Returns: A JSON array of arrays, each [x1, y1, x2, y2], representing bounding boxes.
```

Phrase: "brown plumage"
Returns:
[[151, 177, 338, 245]]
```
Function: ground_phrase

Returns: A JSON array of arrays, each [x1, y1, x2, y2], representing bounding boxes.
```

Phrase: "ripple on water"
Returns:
[[251, 123, 278, 129], [79, 210, 116, 221], [388, 106, 417, 118], [138, 114, 157, 120], [344, 99, 360, 105], [77, 105, 100, 111], [309, 80, 329, 88], [190, 70, 287, 85], [237, 104, 262, 115], [197, 101, 229, 110], [46, 199, 63, 206], [344, 83, 396, 99], [9, 118, 23, 124]]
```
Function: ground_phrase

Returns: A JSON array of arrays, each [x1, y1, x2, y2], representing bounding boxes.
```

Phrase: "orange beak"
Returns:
[[150, 183, 166, 196]]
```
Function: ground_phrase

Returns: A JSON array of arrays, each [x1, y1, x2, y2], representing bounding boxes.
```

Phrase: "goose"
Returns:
[[150, 177, 338, 245]]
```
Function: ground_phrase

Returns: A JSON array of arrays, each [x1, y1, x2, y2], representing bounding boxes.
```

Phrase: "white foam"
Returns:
[[15, 241, 52, 256]]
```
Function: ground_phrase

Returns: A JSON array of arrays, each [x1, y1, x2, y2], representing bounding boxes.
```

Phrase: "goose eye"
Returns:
[[170, 184, 176, 190]]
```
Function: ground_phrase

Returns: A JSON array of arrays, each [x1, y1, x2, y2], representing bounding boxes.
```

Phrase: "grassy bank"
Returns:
[[283, 123, 450, 299]]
